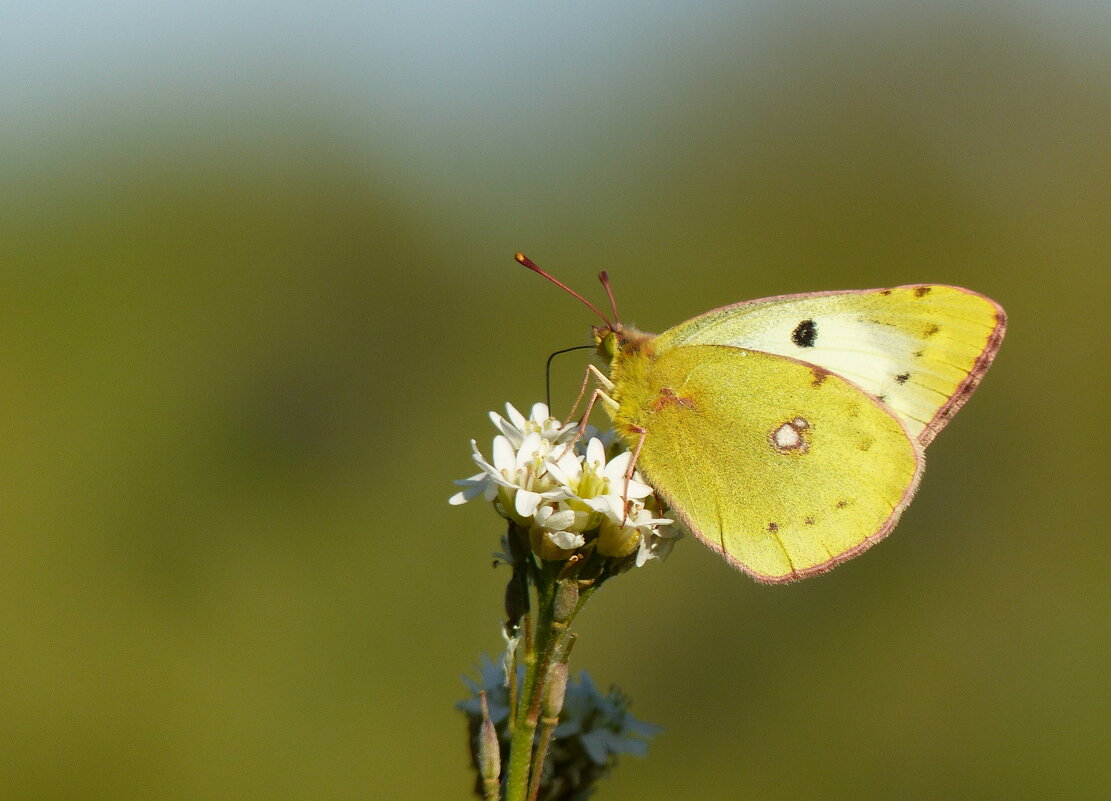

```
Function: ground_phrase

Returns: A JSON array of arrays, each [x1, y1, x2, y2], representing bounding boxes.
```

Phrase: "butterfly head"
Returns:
[[593, 322, 654, 370]]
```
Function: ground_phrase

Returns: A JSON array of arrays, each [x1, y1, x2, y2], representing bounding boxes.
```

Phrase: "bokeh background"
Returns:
[[2, 2, 1108, 799]]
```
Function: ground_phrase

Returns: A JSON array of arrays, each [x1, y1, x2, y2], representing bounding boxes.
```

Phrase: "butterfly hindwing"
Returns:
[[611, 344, 922, 582]]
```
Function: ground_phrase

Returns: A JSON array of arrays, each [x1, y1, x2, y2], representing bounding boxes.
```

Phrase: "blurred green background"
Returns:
[[2, 2, 1108, 799]]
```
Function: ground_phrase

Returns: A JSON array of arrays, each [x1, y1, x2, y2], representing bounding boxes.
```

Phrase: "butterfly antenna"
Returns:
[[598, 271, 621, 325], [515, 253, 611, 326]]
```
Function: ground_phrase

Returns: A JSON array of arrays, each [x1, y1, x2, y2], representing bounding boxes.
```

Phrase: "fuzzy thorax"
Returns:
[[593, 323, 657, 435]]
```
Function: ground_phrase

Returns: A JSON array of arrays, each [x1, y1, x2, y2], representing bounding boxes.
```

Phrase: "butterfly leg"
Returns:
[[563, 364, 615, 425], [619, 425, 648, 525], [553, 366, 620, 462]]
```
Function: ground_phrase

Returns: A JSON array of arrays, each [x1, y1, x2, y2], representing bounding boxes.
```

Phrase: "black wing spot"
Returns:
[[876, 394, 887, 403], [895, 372, 910, 384], [804, 516, 815, 526], [792, 319, 818, 348], [767, 522, 779, 533], [914, 286, 932, 298]]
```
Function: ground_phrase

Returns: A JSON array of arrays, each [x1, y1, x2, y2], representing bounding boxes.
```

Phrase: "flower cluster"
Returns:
[[459, 656, 662, 801], [451, 403, 680, 566]]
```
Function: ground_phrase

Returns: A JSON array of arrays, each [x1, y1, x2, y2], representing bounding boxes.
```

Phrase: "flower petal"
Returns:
[[546, 529, 586, 550], [492, 435, 517, 471], [603, 451, 632, 481], [554, 421, 580, 443], [489, 411, 522, 446], [448, 476, 487, 505], [542, 508, 576, 531], [505, 402, 527, 431], [528, 402, 551, 424], [585, 437, 606, 467], [588, 494, 626, 520], [515, 489, 542, 518], [516, 431, 545, 467]]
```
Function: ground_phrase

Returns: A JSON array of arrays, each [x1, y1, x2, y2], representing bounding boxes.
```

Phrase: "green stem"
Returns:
[[504, 568, 562, 801], [526, 636, 574, 801], [526, 714, 557, 801], [523, 622, 567, 800], [504, 555, 599, 801]]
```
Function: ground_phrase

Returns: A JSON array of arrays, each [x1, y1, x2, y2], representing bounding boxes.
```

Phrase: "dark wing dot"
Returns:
[[895, 372, 910, 384], [791, 319, 818, 348], [836, 500, 849, 509], [810, 367, 829, 388], [914, 286, 932, 298], [804, 516, 815, 526], [924, 324, 940, 337], [767, 522, 779, 533]]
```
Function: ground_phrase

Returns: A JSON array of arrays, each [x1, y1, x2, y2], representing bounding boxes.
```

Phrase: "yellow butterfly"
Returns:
[[517, 254, 1006, 583]]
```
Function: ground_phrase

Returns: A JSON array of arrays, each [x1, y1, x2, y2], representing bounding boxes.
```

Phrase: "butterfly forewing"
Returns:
[[650, 285, 1006, 444]]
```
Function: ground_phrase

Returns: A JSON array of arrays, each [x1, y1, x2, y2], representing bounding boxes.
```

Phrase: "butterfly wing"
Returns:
[[612, 344, 922, 583], [650, 285, 1006, 445]]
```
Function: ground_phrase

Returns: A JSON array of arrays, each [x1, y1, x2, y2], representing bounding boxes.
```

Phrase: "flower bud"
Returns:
[[552, 579, 579, 623], [596, 517, 641, 558], [543, 661, 569, 720], [529, 526, 578, 561], [478, 692, 501, 783]]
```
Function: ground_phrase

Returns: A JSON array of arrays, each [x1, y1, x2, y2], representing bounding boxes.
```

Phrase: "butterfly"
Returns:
[[518, 254, 1006, 582]]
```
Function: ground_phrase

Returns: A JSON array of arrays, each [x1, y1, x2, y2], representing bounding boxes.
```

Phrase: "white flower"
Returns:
[[450, 403, 578, 519], [453, 431, 569, 519], [490, 402, 577, 449], [632, 507, 682, 566], [452, 401, 681, 567], [534, 504, 587, 550], [546, 437, 653, 517], [596, 495, 676, 560]]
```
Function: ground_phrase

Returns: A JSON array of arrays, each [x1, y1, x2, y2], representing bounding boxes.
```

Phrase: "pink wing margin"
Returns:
[[916, 290, 1007, 446]]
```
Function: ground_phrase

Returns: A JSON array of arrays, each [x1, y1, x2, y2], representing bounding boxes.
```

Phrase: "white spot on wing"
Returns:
[[771, 418, 810, 453], [773, 424, 800, 448]]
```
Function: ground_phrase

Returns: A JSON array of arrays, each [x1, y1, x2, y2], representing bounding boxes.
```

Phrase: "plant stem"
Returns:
[[504, 567, 561, 801], [523, 622, 568, 801], [526, 716, 556, 801], [526, 637, 572, 801]]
